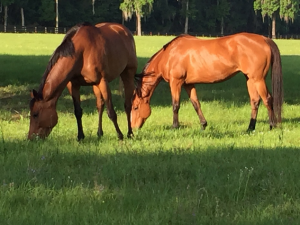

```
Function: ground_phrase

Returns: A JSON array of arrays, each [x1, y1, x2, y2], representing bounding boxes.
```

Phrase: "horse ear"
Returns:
[[31, 89, 43, 100], [31, 89, 38, 99]]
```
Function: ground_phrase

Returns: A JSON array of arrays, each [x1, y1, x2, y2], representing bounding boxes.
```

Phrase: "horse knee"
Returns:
[[173, 102, 180, 113]]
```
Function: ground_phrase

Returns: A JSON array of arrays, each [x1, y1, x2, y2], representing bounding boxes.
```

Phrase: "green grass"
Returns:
[[1, 33, 300, 224]]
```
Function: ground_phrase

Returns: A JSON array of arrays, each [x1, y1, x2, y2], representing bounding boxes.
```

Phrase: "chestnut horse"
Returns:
[[131, 33, 283, 131], [28, 22, 137, 140]]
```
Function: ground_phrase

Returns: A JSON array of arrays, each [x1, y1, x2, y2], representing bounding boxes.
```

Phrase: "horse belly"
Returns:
[[186, 70, 238, 84], [71, 74, 99, 86]]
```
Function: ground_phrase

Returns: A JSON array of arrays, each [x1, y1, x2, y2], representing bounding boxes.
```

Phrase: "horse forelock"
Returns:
[[38, 22, 93, 93], [29, 98, 36, 110]]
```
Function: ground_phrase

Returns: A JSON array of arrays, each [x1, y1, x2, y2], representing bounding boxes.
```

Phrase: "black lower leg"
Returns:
[[172, 102, 180, 128], [74, 106, 85, 140], [247, 118, 256, 131]]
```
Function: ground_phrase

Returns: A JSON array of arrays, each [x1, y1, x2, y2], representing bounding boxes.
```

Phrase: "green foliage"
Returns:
[[254, 0, 279, 20], [120, 0, 154, 18], [38, 0, 55, 25], [280, 0, 300, 22]]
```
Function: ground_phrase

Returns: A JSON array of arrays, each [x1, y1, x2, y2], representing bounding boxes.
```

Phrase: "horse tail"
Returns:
[[265, 38, 283, 123]]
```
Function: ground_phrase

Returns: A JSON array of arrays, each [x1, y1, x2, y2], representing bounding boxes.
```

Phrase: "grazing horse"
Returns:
[[28, 22, 137, 140], [131, 33, 283, 131]]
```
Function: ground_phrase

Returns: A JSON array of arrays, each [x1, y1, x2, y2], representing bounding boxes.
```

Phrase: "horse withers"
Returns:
[[28, 22, 137, 140], [131, 33, 283, 131]]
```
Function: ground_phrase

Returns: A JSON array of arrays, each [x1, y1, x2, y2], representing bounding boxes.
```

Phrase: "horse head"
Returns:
[[28, 89, 58, 140], [131, 89, 151, 129]]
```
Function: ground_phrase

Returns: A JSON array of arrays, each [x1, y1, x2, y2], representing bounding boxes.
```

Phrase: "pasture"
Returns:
[[0, 33, 300, 224]]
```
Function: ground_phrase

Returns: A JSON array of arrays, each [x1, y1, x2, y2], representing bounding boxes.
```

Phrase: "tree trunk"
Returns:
[[184, 0, 189, 34], [136, 12, 141, 36], [4, 5, 8, 32], [55, 0, 59, 32], [221, 17, 224, 36], [92, 0, 95, 15], [272, 12, 276, 39], [21, 8, 25, 27]]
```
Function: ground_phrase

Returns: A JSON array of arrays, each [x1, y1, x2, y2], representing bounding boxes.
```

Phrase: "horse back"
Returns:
[[72, 23, 137, 83], [156, 33, 271, 83]]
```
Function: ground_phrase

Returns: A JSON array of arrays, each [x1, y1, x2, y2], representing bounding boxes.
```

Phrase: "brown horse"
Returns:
[[28, 22, 137, 140], [131, 33, 283, 131]]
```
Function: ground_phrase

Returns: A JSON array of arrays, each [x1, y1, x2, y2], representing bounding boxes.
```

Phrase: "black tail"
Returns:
[[265, 38, 283, 123]]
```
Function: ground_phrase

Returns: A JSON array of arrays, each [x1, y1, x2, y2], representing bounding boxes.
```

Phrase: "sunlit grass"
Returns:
[[0, 33, 300, 224]]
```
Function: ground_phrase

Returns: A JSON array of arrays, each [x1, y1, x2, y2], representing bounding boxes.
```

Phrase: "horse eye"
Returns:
[[134, 106, 138, 110], [32, 113, 39, 118]]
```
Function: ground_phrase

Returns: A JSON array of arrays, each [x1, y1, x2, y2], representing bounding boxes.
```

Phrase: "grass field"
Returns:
[[0, 33, 300, 224]]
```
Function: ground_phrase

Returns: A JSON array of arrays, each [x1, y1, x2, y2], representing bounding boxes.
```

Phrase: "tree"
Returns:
[[280, 0, 299, 22], [216, 0, 230, 36], [15, 0, 28, 27], [254, 0, 279, 38], [38, 0, 55, 26], [55, 0, 58, 32], [180, 0, 190, 34], [2, 0, 15, 31], [120, 0, 154, 36]]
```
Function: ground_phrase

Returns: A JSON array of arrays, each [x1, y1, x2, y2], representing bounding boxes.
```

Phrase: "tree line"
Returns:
[[0, 0, 299, 37]]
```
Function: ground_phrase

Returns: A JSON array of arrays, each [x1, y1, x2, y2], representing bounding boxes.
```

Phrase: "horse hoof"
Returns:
[[246, 128, 255, 133], [97, 131, 104, 138], [77, 134, 85, 141], [118, 134, 124, 140], [201, 122, 208, 130], [127, 132, 134, 138]]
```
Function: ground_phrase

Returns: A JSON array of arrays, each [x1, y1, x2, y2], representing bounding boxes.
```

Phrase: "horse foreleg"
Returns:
[[183, 84, 207, 130], [98, 79, 124, 140], [121, 71, 135, 138], [67, 82, 85, 140], [93, 86, 105, 137], [254, 80, 276, 130], [246, 79, 261, 131], [170, 80, 183, 128]]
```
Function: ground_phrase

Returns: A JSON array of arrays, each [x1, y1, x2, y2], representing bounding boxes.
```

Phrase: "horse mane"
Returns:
[[37, 22, 93, 93], [134, 34, 190, 94], [141, 34, 190, 74]]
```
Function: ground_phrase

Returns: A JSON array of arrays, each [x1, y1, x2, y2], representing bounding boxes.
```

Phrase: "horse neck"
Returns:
[[39, 58, 74, 105], [138, 72, 162, 101], [138, 48, 165, 100]]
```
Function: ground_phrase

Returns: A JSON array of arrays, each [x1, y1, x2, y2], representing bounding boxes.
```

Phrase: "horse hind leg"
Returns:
[[67, 82, 85, 140], [246, 78, 261, 131], [98, 79, 124, 140], [254, 79, 276, 130], [93, 85, 105, 137], [183, 84, 207, 130], [120, 68, 135, 138]]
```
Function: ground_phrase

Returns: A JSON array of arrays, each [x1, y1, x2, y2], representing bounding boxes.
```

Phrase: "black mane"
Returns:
[[37, 22, 93, 93], [140, 34, 190, 75], [135, 34, 190, 89]]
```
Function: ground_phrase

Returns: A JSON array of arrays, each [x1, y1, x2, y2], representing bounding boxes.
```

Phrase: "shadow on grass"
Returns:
[[1, 54, 300, 117], [1, 137, 300, 223]]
